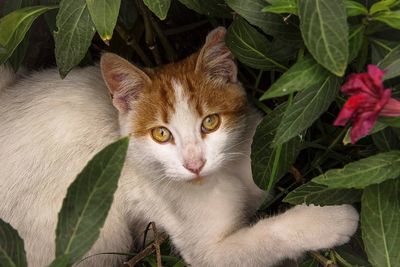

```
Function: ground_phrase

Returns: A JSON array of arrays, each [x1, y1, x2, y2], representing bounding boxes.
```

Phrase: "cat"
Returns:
[[0, 27, 359, 267]]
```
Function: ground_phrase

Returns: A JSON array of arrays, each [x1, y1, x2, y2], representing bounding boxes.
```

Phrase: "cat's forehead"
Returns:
[[130, 61, 247, 137]]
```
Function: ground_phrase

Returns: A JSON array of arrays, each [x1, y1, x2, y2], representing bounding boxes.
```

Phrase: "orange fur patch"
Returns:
[[130, 53, 248, 138]]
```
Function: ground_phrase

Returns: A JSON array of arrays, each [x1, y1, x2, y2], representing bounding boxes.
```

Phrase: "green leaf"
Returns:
[[373, 127, 400, 151], [273, 76, 340, 146], [54, 0, 96, 78], [362, 179, 400, 267], [284, 181, 362, 205], [226, 18, 288, 71], [378, 44, 400, 80], [379, 116, 400, 127], [373, 10, 400, 30], [178, 0, 231, 18], [52, 137, 129, 265], [143, 0, 171, 20], [262, 0, 298, 15], [226, 0, 301, 41], [299, 0, 349, 76], [251, 104, 301, 190], [86, 0, 121, 43], [118, 0, 138, 29], [348, 25, 365, 62], [370, 0, 397, 14], [0, 219, 27, 267], [0, 6, 56, 64], [345, 0, 368, 17], [260, 56, 329, 100], [313, 151, 400, 189]]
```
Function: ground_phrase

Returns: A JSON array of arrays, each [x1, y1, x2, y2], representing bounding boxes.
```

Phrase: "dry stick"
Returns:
[[115, 25, 153, 67], [149, 15, 177, 62], [123, 225, 168, 267], [150, 222, 163, 267], [136, 0, 162, 65], [309, 251, 337, 267]]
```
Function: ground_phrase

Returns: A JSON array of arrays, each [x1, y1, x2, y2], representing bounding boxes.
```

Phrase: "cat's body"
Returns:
[[0, 28, 358, 267]]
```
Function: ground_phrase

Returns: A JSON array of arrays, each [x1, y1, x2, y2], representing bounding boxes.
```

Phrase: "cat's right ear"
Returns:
[[100, 53, 151, 113]]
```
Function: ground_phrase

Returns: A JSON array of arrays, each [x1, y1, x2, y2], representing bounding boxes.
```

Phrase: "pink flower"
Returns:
[[334, 65, 400, 144]]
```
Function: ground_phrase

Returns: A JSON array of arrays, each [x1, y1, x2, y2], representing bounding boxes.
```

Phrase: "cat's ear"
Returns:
[[195, 27, 237, 83], [101, 53, 151, 113]]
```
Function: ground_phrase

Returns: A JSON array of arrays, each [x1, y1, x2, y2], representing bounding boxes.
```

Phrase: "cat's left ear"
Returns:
[[195, 27, 237, 83]]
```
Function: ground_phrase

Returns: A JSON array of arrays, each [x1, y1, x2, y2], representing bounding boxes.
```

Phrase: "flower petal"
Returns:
[[350, 111, 378, 144], [381, 97, 400, 116]]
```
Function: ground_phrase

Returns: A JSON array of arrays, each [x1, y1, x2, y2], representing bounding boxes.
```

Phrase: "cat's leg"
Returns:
[[188, 204, 359, 267]]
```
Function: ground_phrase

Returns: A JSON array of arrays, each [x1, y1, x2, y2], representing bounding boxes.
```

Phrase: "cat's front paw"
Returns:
[[282, 204, 359, 251]]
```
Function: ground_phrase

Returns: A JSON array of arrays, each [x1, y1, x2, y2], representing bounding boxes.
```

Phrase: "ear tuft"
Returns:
[[195, 27, 237, 83], [100, 53, 151, 113]]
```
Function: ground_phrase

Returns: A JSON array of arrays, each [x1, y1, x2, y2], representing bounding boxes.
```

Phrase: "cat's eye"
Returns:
[[201, 114, 220, 133], [151, 127, 172, 143]]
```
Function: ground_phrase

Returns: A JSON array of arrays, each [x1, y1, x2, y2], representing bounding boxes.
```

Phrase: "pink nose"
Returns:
[[183, 159, 206, 175]]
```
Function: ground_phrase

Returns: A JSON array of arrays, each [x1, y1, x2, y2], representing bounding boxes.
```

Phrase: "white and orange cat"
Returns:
[[0, 28, 358, 267]]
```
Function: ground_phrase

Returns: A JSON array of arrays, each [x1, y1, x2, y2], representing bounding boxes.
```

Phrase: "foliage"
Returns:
[[1, 0, 400, 266]]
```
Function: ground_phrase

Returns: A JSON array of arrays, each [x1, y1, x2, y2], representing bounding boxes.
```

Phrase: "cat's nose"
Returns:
[[183, 159, 206, 175]]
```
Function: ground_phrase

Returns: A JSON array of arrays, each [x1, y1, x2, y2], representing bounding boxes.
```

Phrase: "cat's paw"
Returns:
[[281, 204, 359, 251]]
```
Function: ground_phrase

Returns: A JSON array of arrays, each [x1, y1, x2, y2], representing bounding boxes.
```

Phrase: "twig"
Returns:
[[149, 15, 177, 62], [136, 0, 162, 65], [115, 25, 153, 67], [123, 222, 168, 267], [290, 166, 304, 184], [309, 251, 337, 267]]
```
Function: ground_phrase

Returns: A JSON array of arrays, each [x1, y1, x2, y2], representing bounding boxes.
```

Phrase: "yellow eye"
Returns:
[[151, 127, 172, 143], [201, 114, 220, 133]]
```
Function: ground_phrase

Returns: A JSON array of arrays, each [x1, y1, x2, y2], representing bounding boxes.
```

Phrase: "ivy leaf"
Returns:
[[369, 0, 397, 14], [86, 0, 121, 44], [273, 76, 340, 146], [54, 0, 96, 78], [313, 151, 400, 189], [372, 127, 400, 152], [143, 0, 171, 20], [348, 25, 365, 63], [284, 181, 362, 205], [262, 0, 297, 15], [251, 104, 301, 190], [373, 10, 400, 30], [0, 5, 56, 64], [260, 56, 329, 100], [226, 0, 301, 41], [178, 0, 231, 18], [299, 0, 349, 76], [226, 18, 288, 71], [51, 137, 129, 266], [378, 44, 400, 80], [345, 0, 368, 17], [0, 219, 27, 267], [362, 179, 400, 267]]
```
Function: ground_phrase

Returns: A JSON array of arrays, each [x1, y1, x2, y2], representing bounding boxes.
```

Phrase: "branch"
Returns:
[[309, 251, 337, 267]]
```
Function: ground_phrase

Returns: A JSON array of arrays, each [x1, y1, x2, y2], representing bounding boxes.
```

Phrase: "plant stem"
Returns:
[[149, 15, 177, 62]]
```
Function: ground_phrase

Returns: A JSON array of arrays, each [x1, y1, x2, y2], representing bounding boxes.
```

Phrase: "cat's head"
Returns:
[[100, 27, 254, 182]]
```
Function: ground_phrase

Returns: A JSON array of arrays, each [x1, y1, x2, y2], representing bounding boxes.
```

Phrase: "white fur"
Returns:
[[0, 65, 358, 267]]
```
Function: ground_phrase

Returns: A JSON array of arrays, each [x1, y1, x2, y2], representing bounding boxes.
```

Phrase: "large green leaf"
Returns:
[[51, 137, 129, 266], [226, 0, 300, 41], [251, 104, 301, 190], [226, 18, 288, 71], [370, 0, 397, 15], [54, 0, 96, 78], [378, 44, 400, 80], [0, 6, 56, 64], [284, 181, 362, 205], [260, 56, 329, 100], [362, 179, 400, 267], [373, 10, 400, 30], [86, 0, 121, 43], [313, 151, 400, 189], [272, 76, 340, 146], [262, 0, 297, 15], [143, 0, 171, 20], [0, 219, 27, 267], [299, 0, 349, 76]]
